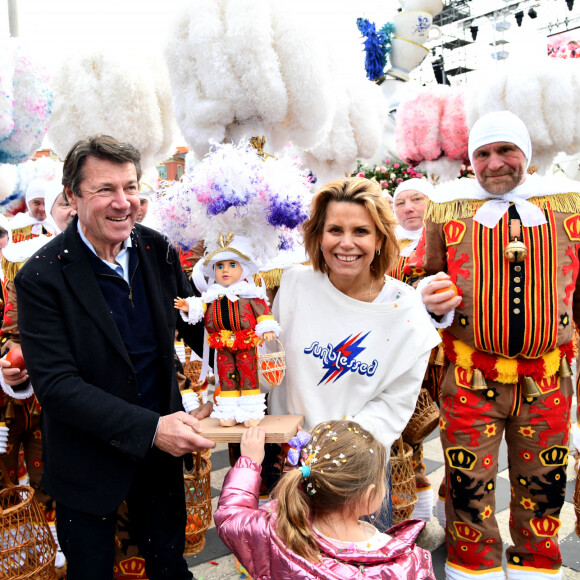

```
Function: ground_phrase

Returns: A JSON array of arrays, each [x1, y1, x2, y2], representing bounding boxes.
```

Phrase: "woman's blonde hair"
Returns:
[[273, 420, 388, 562], [302, 176, 398, 279]]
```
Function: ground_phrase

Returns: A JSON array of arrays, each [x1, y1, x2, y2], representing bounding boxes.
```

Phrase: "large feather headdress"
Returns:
[[157, 138, 311, 283]]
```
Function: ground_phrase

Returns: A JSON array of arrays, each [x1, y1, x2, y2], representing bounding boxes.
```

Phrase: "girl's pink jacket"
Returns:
[[214, 457, 435, 579]]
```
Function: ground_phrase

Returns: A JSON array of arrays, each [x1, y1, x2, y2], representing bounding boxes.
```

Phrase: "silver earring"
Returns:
[[376, 249, 381, 255]]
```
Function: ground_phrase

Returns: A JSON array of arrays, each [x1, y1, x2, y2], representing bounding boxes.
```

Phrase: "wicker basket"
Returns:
[[390, 437, 418, 526], [183, 347, 207, 392], [574, 455, 580, 538], [401, 388, 440, 445], [183, 449, 212, 556], [0, 458, 57, 579], [258, 339, 286, 387]]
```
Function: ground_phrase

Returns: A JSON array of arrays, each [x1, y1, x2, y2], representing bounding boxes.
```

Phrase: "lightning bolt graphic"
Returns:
[[317, 331, 370, 385]]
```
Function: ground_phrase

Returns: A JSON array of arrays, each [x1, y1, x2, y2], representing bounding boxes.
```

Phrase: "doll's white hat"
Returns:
[[202, 233, 261, 281]]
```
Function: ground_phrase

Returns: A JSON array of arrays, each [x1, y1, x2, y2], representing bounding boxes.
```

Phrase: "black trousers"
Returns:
[[56, 447, 192, 580]]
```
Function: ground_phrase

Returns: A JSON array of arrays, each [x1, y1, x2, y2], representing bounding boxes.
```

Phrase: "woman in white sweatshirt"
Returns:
[[266, 177, 440, 526]]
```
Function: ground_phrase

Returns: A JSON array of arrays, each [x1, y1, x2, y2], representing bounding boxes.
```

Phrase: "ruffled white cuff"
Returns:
[[411, 486, 433, 521], [0, 424, 8, 454], [0, 372, 34, 400], [181, 389, 200, 413], [571, 421, 580, 452], [210, 395, 239, 421], [178, 296, 205, 325], [416, 275, 455, 329], [255, 319, 281, 337], [236, 393, 266, 423]]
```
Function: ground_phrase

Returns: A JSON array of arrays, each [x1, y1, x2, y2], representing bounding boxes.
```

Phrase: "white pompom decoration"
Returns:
[[0, 38, 52, 165], [48, 47, 176, 170]]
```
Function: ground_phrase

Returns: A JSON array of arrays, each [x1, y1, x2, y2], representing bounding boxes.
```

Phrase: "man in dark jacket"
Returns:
[[15, 135, 214, 579]]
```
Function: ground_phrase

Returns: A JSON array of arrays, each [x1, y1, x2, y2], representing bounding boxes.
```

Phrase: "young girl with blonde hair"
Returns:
[[215, 420, 435, 579]]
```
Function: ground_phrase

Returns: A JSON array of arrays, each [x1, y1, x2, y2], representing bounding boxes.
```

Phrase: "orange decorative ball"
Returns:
[[434, 283, 458, 297], [186, 513, 203, 533], [5, 346, 25, 372]]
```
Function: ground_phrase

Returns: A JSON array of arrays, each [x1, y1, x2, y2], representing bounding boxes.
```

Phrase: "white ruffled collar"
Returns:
[[395, 225, 423, 257], [201, 279, 268, 304]]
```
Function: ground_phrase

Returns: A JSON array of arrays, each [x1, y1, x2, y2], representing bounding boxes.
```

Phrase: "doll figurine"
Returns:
[[175, 233, 280, 427]]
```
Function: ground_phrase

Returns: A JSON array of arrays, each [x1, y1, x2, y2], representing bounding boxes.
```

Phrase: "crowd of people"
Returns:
[[0, 110, 578, 580]]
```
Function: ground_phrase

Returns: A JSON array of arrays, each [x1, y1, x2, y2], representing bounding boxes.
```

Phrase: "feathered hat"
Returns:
[[157, 137, 311, 290]]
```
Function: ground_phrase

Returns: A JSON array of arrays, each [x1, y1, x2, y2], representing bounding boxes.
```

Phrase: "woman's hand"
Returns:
[[421, 272, 462, 316], [241, 426, 266, 464]]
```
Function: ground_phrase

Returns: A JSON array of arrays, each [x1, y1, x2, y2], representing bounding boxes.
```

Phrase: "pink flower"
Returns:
[[385, 158, 391, 164], [380, 180, 388, 188], [394, 163, 400, 168], [397, 178, 403, 183], [416, 173, 422, 178], [357, 172, 366, 177]]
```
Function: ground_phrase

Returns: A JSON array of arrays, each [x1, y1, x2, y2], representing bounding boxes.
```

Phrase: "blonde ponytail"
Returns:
[[273, 468, 320, 561], [272, 420, 387, 563]]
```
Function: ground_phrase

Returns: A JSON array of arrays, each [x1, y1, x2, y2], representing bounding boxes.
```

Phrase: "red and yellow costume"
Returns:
[[410, 178, 580, 579], [205, 295, 274, 395]]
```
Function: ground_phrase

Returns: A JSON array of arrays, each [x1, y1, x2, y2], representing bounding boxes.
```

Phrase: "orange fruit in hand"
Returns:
[[5, 346, 25, 372], [434, 282, 458, 297]]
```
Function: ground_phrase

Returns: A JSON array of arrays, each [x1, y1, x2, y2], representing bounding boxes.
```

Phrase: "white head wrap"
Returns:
[[42, 182, 68, 234], [468, 111, 532, 170], [466, 111, 546, 228], [139, 168, 160, 200], [393, 178, 434, 202], [44, 182, 65, 218], [393, 179, 431, 254], [25, 178, 50, 208]]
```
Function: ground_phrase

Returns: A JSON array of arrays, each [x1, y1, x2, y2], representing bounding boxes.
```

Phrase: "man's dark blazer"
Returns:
[[15, 216, 203, 515]]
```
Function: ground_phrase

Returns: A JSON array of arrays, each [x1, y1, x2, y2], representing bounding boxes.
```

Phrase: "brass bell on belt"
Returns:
[[471, 368, 487, 390], [434, 345, 446, 366], [504, 239, 528, 263], [559, 357, 572, 378], [522, 375, 541, 398], [4, 400, 14, 426]]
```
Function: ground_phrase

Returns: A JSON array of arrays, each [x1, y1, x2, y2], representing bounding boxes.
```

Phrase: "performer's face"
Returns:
[[215, 260, 243, 286], [136, 198, 149, 223], [394, 189, 426, 231], [51, 194, 76, 232], [472, 141, 527, 195], [28, 198, 46, 221], [320, 201, 381, 284]]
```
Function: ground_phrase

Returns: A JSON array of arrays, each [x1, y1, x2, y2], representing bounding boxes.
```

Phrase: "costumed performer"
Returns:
[[389, 178, 441, 524], [390, 178, 432, 284], [9, 177, 61, 242], [0, 186, 76, 577], [412, 111, 580, 580]]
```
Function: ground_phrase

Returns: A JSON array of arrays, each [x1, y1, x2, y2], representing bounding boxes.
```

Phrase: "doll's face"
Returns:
[[214, 260, 243, 286]]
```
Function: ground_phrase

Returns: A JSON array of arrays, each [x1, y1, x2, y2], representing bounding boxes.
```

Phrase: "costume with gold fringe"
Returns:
[[409, 173, 580, 578]]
